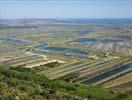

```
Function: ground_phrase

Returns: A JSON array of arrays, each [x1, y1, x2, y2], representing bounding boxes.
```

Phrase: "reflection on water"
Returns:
[[34, 44, 88, 57], [82, 62, 132, 85]]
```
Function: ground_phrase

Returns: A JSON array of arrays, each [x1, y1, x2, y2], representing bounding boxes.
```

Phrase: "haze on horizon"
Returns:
[[0, 0, 132, 19]]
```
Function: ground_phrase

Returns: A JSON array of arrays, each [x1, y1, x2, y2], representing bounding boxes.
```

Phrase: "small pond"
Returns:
[[34, 44, 88, 57]]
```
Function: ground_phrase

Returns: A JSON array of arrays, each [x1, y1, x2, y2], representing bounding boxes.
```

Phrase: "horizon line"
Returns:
[[1, 18, 132, 20]]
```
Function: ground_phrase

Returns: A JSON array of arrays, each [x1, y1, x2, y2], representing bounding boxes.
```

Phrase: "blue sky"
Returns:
[[0, 0, 132, 19]]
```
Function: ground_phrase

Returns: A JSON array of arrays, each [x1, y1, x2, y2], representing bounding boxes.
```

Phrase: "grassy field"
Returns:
[[0, 66, 129, 100]]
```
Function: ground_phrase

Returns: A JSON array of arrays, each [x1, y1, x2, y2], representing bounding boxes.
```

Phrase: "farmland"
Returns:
[[40, 56, 132, 97], [0, 19, 132, 99]]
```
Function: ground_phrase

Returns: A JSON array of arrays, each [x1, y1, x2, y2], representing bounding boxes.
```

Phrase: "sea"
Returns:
[[1, 18, 132, 25], [61, 18, 132, 25]]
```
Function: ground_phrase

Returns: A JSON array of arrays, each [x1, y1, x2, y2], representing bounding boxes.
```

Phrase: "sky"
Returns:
[[0, 0, 132, 19]]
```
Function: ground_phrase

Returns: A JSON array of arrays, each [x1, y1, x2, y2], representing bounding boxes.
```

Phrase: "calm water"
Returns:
[[74, 38, 97, 43], [82, 62, 132, 85], [64, 18, 132, 25], [1, 19, 132, 25], [34, 45, 88, 57], [71, 37, 124, 43], [0, 38, 31, 45]]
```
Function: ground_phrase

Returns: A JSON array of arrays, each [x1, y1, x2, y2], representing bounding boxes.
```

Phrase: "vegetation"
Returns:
[[0, 19, 132, 100], [0, 66, 129, 100], [9, 61, 61, 74]]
